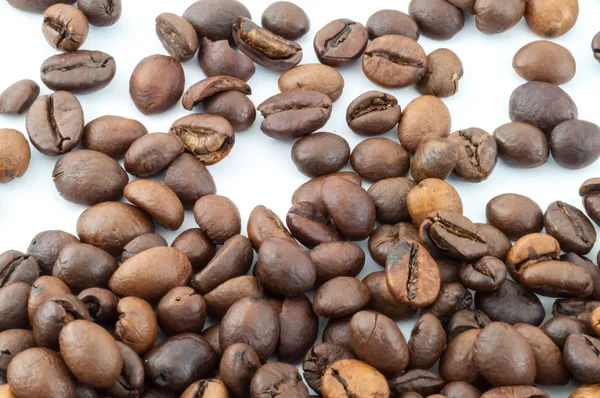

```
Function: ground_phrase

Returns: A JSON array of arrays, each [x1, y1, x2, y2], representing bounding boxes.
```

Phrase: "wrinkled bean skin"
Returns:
[[0, 250, 39, 287], [42, 4, 89, 52], [545, 201, 596, 254], [314, 19, 369, 67], [475, 279, 545, 326], [182, 379, 228, 398], [448, 128, 498, 182], [553, 299, 600, 335], [155, 13, 199, 62], [408, 313, 446, 370], [460, 256, 507, 292], [417, 49, 463, 98], [76, 0, 121, 27]]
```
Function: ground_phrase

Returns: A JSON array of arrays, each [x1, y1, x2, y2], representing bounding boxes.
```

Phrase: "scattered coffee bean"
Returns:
[[423, 282, 473, 322], [203, 91, 256, 132], [368, 222, 419, 266], [525, 0, 579, 38], [408, 313, 446, 370], [506, 233, 561, 281], [7, 0, 75, 13], [292, 171, 361, 208], [553, 298, 600, 335], [417, 49, 463, 97], [460, 256, 507, 292], [486, 193, 543, 240], [310, 241, 364, 284], [279, 64, 344, 102], [0, 329, 36, 379], [446, 309, 491, 342], [449, 128, 498, 182], [105, 342, 143, 397], [220, 343, 261, 397], [564, 334, 600, 384], [182, 76, 251, 111], [363, 271, 417, 320], [53, 243, 118, 291], [77, 287, 118, 322], [291, 132, 350, 177], [155, 13, 199, 62], [398, 95, 451, 153], [124, 133, 184, 177], [193, 195, 241, 244], [550, 120, 600, 169], [41, 50, 116, 94], [83, 116, 147, 159], [157, 286, 206, 335], [198, 38, 255, 82], [580, 178, 600, 226], [286, 201, 341, 248], [411, 138, 459, 182], [0, 79, 39, 115], [313, 277, 370, 318], [115, 296, 158, 355], [346, 90, 401, 136], [351, 138, 410, 182], [261, 1, 310, 40], [562, 252, 600, 300], [0, 250, 39, 287], [474, 0, 525, 34], [544, 201, 596, 254], [439, 328, 480, 383], [407, 178, 464, 226], [251, 362, 309, 398], [513, 40, 576, 85], [183, 0, 251, 42], [321, 359, 389, 398], [275, 295, 319, 362], [124, 180, 184, 230], [493, 122, 549, 168], [171, 228, 215, 270], [366, 9, 420, 40], [0, 129, 30, 184], [475, 223, 511, 261], [165, 153, 217, 206], [32, 293, 89, 347], [322, 316, 354, 352], [42, 4, 88, 52], [436, 256, 463, 284], [204, 275, 263, 319], [368, 178, 416, 225], [521, 259, 593, 298], [76, 0, 121, 26], [170, 114, 235, 165], [314, 19, 368, 67], [248, 205, 294, 250], [409, 0, 465, 40]]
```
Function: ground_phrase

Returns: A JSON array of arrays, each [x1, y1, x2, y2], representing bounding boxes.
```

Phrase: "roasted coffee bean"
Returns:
[[439, 329, 480, 383], [350, 138, 410, 182], [291, 132, 350, 177], [509, 81, 577, 135], [580, 178, 600, 226], [513, 40, 576, 85], [77, 287, 118, 322], [32, 293, 89, 348], [53, 150, 128, 205], [475, 223, 511, 261], [292, 171, 361, 207], [419, 210, 487, 261], [124, 133, 184, 177], [411, 138, 458, 183], [286, 201, 343, 248], [0, 129, 30, 184], [417, 49, 463, 97], [398, 96, 451, 153], [441, 382, 481, 398], [115, 297, 157, 355], [192, 234, 253, 294], [220, 343, 261, 397], [422, 282, 472, 322], [564, 334, 600, 384], [182, 76, 251, 111], [26, 91, 84, 156], [486, 194, 543, 240], [474, 0, 525, 34], [519, 259, 593, 298], [310, 241, 364, 284], [313, 277, 369, 318], [171, 229, 215, 271], [408, 313, 446, 370], [170, 114, 235, 165], [0, 282, 30, 331], [0, 329, 36, 379], [27, 276, 71, 325], [121, 233, 168, 262], [183, 0, 250, 42], [165, 154, 216, 206], [41, 50, 116, 94], [481, 386, 550, 398], [506, 233, 560, 280], [258, 89, 332, 140], [544, 201, 596, 254], [409, 0, 465, 40], [204, 91, 256, 132], [76, 0, 121, 26], [275, 296, 318, 362], [155, 13, 199, 62], [157, 286, 206, 335], [446, 309, 491, 342], [302, 343, 356, 394], [346, 91, 401, 136], [124, 180, 183, 230], [0, 80, 39, 115], [204, 275, 263, 318], [82, 116, 147, 159], [460, 256, 506, 293], [366, 9, 420, 40], [7, 0, 76, 13], [279, 64, 344, 102], [250, 362, 308, 398], [362, 35, 427, 88], [525, 0, 578, 38], [198, 38, 255, 82], [363, 271, 417, 320], [53, 243, 117, 292], [130, 55, 184, 115], [436, 257, 463, 284], [0, 251, 38, 287], [201, 325, 220, 357], [103, 341, 144, 398], [7, 347, 76, 398], [448, 128, 498, 182], [475, 279, 545, 326], [388, 369, 445, 396], [233, 17, 302, 71], [314, 19, 368, 67], [571, 384, 600, 398], [42, 4, 88, 52], [261, 2, 310, 40], [553, 299, 600, 335], [321, 359, 389, 398], [193, 195, 241, 244], [593, 32, 600, 63], [550, 120, 600, 169], [541, 314, 587, 349], [322, 316, 353, 352], [181, 379, 227, 398], [493, 122, 549, 168], [386, 240, 441, 308], [593, 306, 600, 335], [220, 297, 280, 363], [144, 334, 217, 392], [77, 202, 154, 256], [248, 205, 294, 251], [369, 179, 417, 229]]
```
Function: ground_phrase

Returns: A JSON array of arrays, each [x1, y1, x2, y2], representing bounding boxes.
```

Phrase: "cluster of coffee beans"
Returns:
[[1, 0, 600, 397]]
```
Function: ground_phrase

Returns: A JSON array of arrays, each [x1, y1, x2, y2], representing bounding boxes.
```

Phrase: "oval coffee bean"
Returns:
[[486, 194, 543, 240], [314, 19, 368, 67], [248, 205, 295, 250], [346, 91, 401, 136], [291, 132, 350, 177], [541, 315, 586, 349], [203, 91, 256, 132], [407, 313, 446, 370], [493, 122, 549, 168], [77, 287, 118, 322], [550, 120, 600, 169], [220, 343, 261, 397], [42, 4, 88, 52], [83, 116, 147, 159], [204, 275, 263, 319], [368, 178, 416, 225], [165, 153, 216, 206], [321, 359, 389, 398], [448, 128, 498, 182], [564, 334, 600, 384], [0, 282, 31, 331], [474, 0, 525, 34], [287, 201, 343, 248], [53, 243, 118, 291], [182, 76, 251, 111], [115, 297, 157, 355], [544, 201, 596, 254], [313, 277, 370, 318], [417, 48, 463, 98], [198, 38, 255, 82], [0, 129, 30, 184], [41, 50, 116, 94], [388, 369, 444, 396], [279, 64, 344, 102], [411, 138, 459, 182], [193, 195, 241, 244], [292, 171, 361, 207], [398, 95, 451, 153], [513, 40, 576, 85], [366, 9, 420, 40], [524, 0, 578, 38], [364, 271, 417, 320], [409, 0, 465, 40], [261, 1, 310, 40], [76, 0, 121, 26], [171, 228, 215, 270], [157, 286, 207, 335], [407, 178, 463, 227], [460, 256, 507, 292], [251, 362, 309, 398], [0, 79, 39, 115], [520, 260, 593, 298], [439, 329, 480, 383], [302, 343, 356, 395], [27, 276, 71, 325], [124, 180, 184, 230], [103, 341, 144, 398], [124, 133, 184, 177], [350, 138, 410, 182], [508, 233, 560, 284], [310, 241, 364, 284], [183, 0, 250, 42], [0, 329, 36, 377], [446, 309, 491, 342], [275, 296, 319, 362], [155, 13, 199, 62], [475, 223, 512, 261], [0, 250, 39, 287], [553, 298, 600, 334], [121, 233, 168, 262], [322, 316, 353, 352]]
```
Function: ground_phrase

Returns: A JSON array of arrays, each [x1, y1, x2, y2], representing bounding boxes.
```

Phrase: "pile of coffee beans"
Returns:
[[1, 0, 600, 397]]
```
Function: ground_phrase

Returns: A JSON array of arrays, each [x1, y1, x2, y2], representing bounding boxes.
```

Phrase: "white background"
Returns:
[[1, 0, 599, 395]]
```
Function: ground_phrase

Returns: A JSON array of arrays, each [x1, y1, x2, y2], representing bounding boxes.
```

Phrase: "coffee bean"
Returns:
[[42, 4, 88, 52], [541, 314, 587, 349], [460, 256, 507, 292], [550, 120, 600, 169], [314, 19, 368, 67], [0, 129, 30, 184], [165, 154, 216, 206], [193, 195, 241, 244], [524, 0, 579, 38], [26, 91, 84, 156], [321, 359, 389, 398], [448, 128, 498, 182], [388, 369, 445, 396], [436, 256, 463, 284], [120, 233, 167, 263], [411, 138, 459, 182], [521, 260, 593, 298], [366, 9, 420, 40], [439, 329, 480, 383], [513, 40, 576, 85], [0, 80, 39, 115], [233, 17, 303, 71], [291, 132, 350, 177], [115, 296, 157, 355], [417, 49, 463, 98], [103, 341, 144, 397], [475, 223, 511, 261], [8, 0, 75, 13], [580, 178, 600, 226], [288, 199, 342, 247], [552, 298, 600, 335], [76, 0, 121, 26], [398, 96, 451, 153], [32, 293, 89, 348], [204, 275, 263, 319], [276, 296, 319, 362], [0, 329, 35, 379], [155, 13, 199, 62], [27, 276, 71, 325], [0, 282, 30, 331], [198, 38, 255, 82], [182, 379, 227, 398], [545, 201, 596, 254], [475, 279, 545, 326], [220, 343, 261, 397], [53, 243, 117, 292], [363, 271, 417, 320], [423, 282, 473, 323], [474, 0, 525, 34], [171, 229, 215, 271], [310, 241, 365, 284], [169, 114, 235, 165], [130, 55, 184, 115], [350, 138, 410, 182], [368, 178, 416, 225], [156, 286, 206, 335], [182, 76, 251, 111], [409, 0, 465, 40], [322, 316, 354, 352], [251, 362, 308, 398], [183, 0, 251, 42], [571, 384, 600, 398], [593, 306, 600, 335], [7, 348, 76, 398], [248, 205, 295, 251], [446, 309, 491, 342], [486, 194, 543, 240], [593, 32, 600, 63], [302, 343, 356, 394], [82, 116, 147, 159], [279, 64, 344, 102], [124, 180, 184, 231], [123, 133, 183, 177], [509, 81, 577, 135], [204, 91, 256, 132], [314, 277, 370, 318], [481, 386, 550, 398], [346, 91, 401, 136], [564, 334, 600, 383], [493, 122, 549, 168], [363, 35, 427, 88], [0, 251, 39, 287], [408, 178, 464, 227], [441, 382, 481, 398], [77, 287, 118, 322], [292, 172, 361, 207], [506, 233, 560, 281], [408, 313, 446, 370], [261, 2, 310, 40], [41, 50, 116, 94]]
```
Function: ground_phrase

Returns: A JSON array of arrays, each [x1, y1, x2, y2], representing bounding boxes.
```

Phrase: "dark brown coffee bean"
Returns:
[[275, 296, 318, 362], [446, 309, 491, 342], [409, 0, 465, 40], [165, 154, 216, 206], [399, 96, 451, 153], [322, 359, 389, 398], [204, 275, 263, 319], [386, 240, 441, 308], [553, 298, 600, 335], [366, 9, 420, 40], [250, 362, 308, 398], [475, 279, 545, 326], [193, 195, 241, 244], [261, 2, 310, 40], [198, 38, 255, 82], [292, 172, 361, 207], [509, 81, 577, 135], [42, 4, 88, 52], [0, 329, 36, 378], [248, 205, 295, 251], [204, 91, 256, 132], [368, 179, 416, 226], [314, 19, 368, 67], [130, 55, 184, 115], [181, 379, 227, 398], [544, 201, 596, 254], [550, 120, 600, 169], [171, 229, 215, 271], [506, 233, 560, 281], [474, 0, 525, 34], [411, 138, 459, 182], [436, 256, 463, 284], [475, 223, 511, 261], [524, 0, 578, 38], [8, 0, 75, 13], [346, 91, 401, 136], [388, 369, 445, 396], [121, 233, 167, 262], [369, 223, 419, 267], [513, 40, 576, 85], [448, 128, 498, 182], [115, 297, 157, 355], [0, 282, 30, 331], [123, 133, 183, 177], [310, 242, 364, 284], [314, 277, 369, 318], [486, 194, 543, 240], [279, 64, 344, 102], [460, 256, 507, 292], [76, 0, 121, 26], [417, 49, 463, 97], [0, 251, 39, 287], [27, 276, 71, 325], [220, 343, 261, 397], [350, 138, 410, 182], [77, 287, 118, 322], [441, 382, 481, 398], [541, 314, 586, 349], [363, 271, 417, 320], [439, 329, 480, 383], [82, 116, 147, 159], [156, 286, 206, 335], [363, 35, 427, 88], [32, 293, 89, 348], [53, 243, 117, 292], [124, 180, 183, 231], [322, 316, 353, 352], [155, 13, 199, 62], [422, 282, 473, 322], [580, 178, 600, 227], [182, 76, 251, 111], [408, 313, 446, 370], [291, 132, 350, 177], [564, 334, 600, 383], [481, 386, 550, 398], [302, 343, 356, 395], [183, 0, 250, 42], [493, 122, 549, 168], [0, 79, 39, 115]]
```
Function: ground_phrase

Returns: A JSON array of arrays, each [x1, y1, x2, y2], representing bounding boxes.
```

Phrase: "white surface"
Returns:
[[1, 0, 599, 395]]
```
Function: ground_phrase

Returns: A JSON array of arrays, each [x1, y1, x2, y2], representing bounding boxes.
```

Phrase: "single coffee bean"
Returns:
[[310, 241, 365, 284], [103, 341, 144, 398], [42, 4, 88, 52], [171, 229, 215, 270], [368, 178, 416, 225], [261, 1, 310, 40], [399, 96, 451, 153], [460, 256, 507, 292], [580, 178, 600, 226], [183, 0, 251, 42], [481, 386, 550, 398], [115, 297, 157, 355], [520, 260, 593, 298], [321, 359, 389, 398], [313, 277, 370, 318], [362, 35, 427, 88], [26, 91, 84, 156], [302, 343, 356, 395], [550, 120, 600, 169], [346, 91, 401, 136], [486, 194, 543, 240], [83, 116, 147, 159], [76, 202, 154, 255], [233, 17, 302, 71], [182, 379, 227, 398], [493, 122, 549, 168], [350, 138, 410, 182], [250, 363, 309, 398], [475, 279, 545, 326], [408, 313, 446, 370], [509, 81, 577, 135], [121, 233, 167, 262], [279, 64, 344, 102], [123, 133, 184, 177], [77, 287, 118, 322], [0, 282, 30, 331], [0, 251, 39, 287], [124, 180, 183, 231], [0, 129, 30, 184], [204, 275, 263, 318], [275, 296, 319, 362], [155, 13, 199, 62], [76, 0, 121, 26], [156, 286, 206, 335], [411, 138, 459, 182], [193, 195, 241, 244], [204, 91, 256, 132], [524, 0, 579, 38], [7, 0, 75, 13], [314, 19, 368, 67], [506, 234, 560, 281], [27, 276, 71, 325], [220, 343, 261, 397], [409, 0, 465, 40], [564, 334, 600, 383], [130, 55, 184, 115], [388, 369, 445, 396], [417, 49, 463, 97], [441, 382, 481, 398], [475, 223, 511, 261], [0, 329, 36, 379], [407, 178, 463, 227], [541, 315, 587, 349], [436, 256, 463, 284], [0, 80, 39, 115], [198, 38, 255, 82], [363, 271, 417, 320], [513, 40, 576, 85], [422, 282, 472, 323], [553, 298, 600, 335], [544, 201, 596, 254], [322, 316, 353, 352], [291, 132, 350, 177], [366, 9, 420, 40], [182, 76, 251, 111], [474, 0, 525, 34], [165, 154, 216, 206], [53, 243, 117, 292], [446, 309, 491, 342], [439, 329, 480, 383], [593, 32, 600, 63], [292, 171, 361, 207], [32, 293, 89, 348], [448, 128, 498, 182], [248, 205, 294, 251], [169, 114, 235, 165]]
